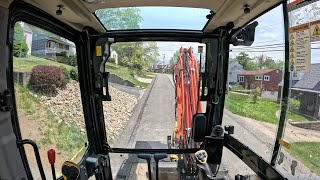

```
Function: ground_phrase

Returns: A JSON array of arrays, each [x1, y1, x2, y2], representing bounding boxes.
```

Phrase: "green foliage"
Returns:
[[109, 57, 116, 63], [60, 66, 70, 87], [234, 52, 258, 70], [170, 50, 180, 66], [95, 8, 142, 30], [225, 93, 308, 124], [252, 87, 261, 103], [57, 55, 77, 66], [289, 98, 300, 112], [13, 23, 29, 57], [15, 83, 87, 156], [291, 142, 320, 175], [13, 55, 73, 71], [106, 62, 149, 88], [70, 68, 79, 81], [112, 42, 159, 70], [255, 54, 284, 70]]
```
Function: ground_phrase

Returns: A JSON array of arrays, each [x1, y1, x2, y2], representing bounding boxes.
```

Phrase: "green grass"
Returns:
[[291, 142, 320, 175], [15, 83, 87, 156], [232, 85, 246, 91], [13, 56, 149, 88], [13, 56, 74, 71], [106, 62, 149, 88], [225, 93, 308, 124]]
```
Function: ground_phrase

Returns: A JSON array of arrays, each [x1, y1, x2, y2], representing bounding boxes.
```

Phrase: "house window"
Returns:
[[238, 76, 244, 82], [293, 72, 298, 78], [264, 75, 270, 81], [255, 75, 262, 80]]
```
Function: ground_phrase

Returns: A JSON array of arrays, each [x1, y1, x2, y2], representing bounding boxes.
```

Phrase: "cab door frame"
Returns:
[[3, 1, 112, 179]]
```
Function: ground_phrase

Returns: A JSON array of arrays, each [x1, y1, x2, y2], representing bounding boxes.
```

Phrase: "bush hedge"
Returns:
[[60, 66, 70, 87], [70, 68, 78, 81], [57, 55, 77, 66], [28, 65, 63, 94]]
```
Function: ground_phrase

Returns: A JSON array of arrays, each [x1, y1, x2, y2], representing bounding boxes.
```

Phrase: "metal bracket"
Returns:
[[0, 89, 12, 112], [85, 154, 110, 177], [100, 72, 111, 101]]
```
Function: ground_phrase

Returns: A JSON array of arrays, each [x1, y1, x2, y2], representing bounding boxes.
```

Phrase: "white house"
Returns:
[[19, 22, 33, 55], [110, 50, 118, 64], [228, 61, 245, 84]]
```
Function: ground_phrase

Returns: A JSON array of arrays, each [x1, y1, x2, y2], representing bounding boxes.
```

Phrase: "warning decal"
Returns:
[[288, 23, 311, 72], [311, 20, 320, 42], [96, 46, 102, 57], [312, 24, 320, 35]]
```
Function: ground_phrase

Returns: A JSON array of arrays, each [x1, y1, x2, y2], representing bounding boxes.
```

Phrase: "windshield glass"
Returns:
[[95, 7, 210, 30]]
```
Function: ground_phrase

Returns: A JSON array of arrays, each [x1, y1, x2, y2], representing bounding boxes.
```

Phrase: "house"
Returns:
[[238, 69, 282, 91], [153, 64, 172, 73], [277, 72, 304, 102], [31, 33, 75, 59], [228, 61, 244, 84], [289, 64, 320, 119], [110, 50, 119, 64], [20, 22, 33, 55]]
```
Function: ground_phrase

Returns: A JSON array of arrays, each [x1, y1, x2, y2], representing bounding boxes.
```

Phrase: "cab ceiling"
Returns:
[[17, 0, 282, 33]]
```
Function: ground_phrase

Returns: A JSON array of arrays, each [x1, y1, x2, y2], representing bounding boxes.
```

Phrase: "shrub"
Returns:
[[252, 87, 261, 103], [57, 56, 77, 66], [13, 23, 29, 58], [109, 57, 116, 63], [60, 66, 70, 87], [28, 65, 63, 94], [70, 68, 78, 81], [289, 98, 300, 112]]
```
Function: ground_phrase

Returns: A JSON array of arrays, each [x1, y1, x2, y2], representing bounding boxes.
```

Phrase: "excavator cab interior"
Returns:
[[1, 0, 320, 180]]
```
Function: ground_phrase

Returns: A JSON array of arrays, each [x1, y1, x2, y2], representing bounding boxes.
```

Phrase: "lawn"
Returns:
[[291, 142, 320, 175], [13, 56, 149, 88], [106, 62, 149, 88], [13, 56, 74, 71], [15, 83, 87, 156], [225, 93, 308, 124], [232, 85, 246, 91]]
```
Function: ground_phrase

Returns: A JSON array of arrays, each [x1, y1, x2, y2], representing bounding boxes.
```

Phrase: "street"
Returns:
[[110, 74, 175, 179], [110, 73, 320, 179]]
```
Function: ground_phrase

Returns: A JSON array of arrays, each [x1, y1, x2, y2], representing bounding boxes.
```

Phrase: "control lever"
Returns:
[[154, 154, 167, 180], [138, 154, 153, 180], [195, 150, 214, 179], [47, 149, 56, 180]]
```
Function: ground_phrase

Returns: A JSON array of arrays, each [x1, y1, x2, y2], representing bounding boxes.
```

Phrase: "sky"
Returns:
[[135, 5, 320, 64]]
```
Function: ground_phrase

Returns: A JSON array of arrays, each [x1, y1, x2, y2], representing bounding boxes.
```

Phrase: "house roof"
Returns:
[[293, 63, 320, 90], [239, 69, 277, 76]]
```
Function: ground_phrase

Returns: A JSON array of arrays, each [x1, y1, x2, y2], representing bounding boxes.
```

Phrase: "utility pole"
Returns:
[[162, 54, 165, 65]]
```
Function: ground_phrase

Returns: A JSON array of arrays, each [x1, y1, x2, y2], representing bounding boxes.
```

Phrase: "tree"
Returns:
[[234, 52, 258, 70], [112, 42, 159, 70], [253, 54, 284, 70], [97, 8, 158, 70], [95, 8, 142, 30], [256, 54, 267, 69], [170, 50, 180, 66], [13, 23, 29, 57]]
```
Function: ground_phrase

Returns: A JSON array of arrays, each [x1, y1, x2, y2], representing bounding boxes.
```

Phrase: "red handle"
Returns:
[[47, 149, 56, 165]]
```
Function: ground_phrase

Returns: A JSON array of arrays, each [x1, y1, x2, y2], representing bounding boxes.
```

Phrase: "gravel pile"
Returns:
[[40, 81, 138, 141]]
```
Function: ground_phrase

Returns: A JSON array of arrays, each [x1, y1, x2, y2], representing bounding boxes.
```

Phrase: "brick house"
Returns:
[[238, 69, 282, 91]]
